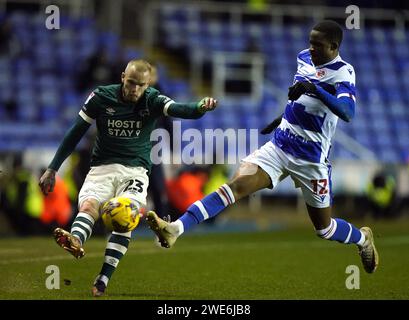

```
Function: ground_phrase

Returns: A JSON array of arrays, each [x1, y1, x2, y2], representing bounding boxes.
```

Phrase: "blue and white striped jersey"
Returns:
[[272, 49, 356, 163]]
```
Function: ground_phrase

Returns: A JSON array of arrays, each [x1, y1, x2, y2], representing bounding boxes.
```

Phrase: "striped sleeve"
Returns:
[[79, 91, 99, 123], [153, 94, 175, 116], [334, 65, 356, 102]]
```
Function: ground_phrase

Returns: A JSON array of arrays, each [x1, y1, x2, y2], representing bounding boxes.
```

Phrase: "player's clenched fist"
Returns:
[[197, 97, 218, 113], [39, 168, 56, 195]]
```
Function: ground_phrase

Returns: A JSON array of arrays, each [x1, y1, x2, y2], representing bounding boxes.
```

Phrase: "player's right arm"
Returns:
[[39, 92, 98, 195]]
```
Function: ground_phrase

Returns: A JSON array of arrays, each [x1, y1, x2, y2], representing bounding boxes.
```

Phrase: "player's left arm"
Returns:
[[314, 84, 355, 122], [288, 66, 356, 122]]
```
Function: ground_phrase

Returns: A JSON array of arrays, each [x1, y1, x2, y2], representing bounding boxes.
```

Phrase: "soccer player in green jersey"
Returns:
[[39, 59, 217, 296]]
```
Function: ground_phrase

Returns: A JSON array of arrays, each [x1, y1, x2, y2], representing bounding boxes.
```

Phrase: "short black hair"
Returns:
[[312, 20, 343, 47]]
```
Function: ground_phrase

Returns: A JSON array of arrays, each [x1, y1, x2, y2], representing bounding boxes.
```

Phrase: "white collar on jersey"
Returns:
[[314, 54, 341, 68]]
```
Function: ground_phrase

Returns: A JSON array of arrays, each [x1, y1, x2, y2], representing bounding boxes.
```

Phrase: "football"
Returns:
[[101, 197, 140, 233]]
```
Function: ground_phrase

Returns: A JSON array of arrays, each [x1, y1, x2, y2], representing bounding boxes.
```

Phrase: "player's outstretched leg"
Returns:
[[147, 164, 270, 249], [146, 183, 236, 248], [54, 211, 96, 259], [92, 231, 131, 297]]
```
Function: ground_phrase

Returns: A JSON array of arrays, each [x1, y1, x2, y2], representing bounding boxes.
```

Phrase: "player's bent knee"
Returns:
[[237, 162, 259, 177], [229, 179, 251, 200], [79, 199, 100, 220], [230, 162, 271, 200]]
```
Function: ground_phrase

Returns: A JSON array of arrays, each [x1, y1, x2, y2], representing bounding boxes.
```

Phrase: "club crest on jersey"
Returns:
[[106, 107, 116, 115], [316, 70, 326, 78]]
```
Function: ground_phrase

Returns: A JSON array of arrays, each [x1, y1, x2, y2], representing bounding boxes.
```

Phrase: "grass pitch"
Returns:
[[0, 219, 408, 300]]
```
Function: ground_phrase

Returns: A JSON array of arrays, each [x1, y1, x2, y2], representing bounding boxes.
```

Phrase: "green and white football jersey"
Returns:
[[79, 84, 174, 172]]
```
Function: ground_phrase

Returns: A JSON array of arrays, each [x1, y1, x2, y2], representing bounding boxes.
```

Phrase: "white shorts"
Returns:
[[242, 141, 332, 208], [78, 163, 149, 209]]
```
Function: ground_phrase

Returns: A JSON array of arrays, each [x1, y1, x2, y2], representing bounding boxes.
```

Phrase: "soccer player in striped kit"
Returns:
[[39, 60, 217, 296], [147, 21, 379, 274]]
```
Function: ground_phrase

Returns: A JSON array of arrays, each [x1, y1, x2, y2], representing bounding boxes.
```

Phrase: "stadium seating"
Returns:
[[0, 10, 408, 164], [0, 11, 193, 151], [157, 7, 409, 163]]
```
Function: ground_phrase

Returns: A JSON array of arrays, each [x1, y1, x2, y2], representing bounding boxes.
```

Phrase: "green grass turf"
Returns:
[[0, 219, 408, 300]]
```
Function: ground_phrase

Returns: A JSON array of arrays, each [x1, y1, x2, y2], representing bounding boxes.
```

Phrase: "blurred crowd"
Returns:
[[2, 145, 407, 237], [0, 151, 229, 236]]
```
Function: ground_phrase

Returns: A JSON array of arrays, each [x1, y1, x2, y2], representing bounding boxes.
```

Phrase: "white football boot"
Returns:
[[146, 211, 179, 248], [358, 227, 379, 273]]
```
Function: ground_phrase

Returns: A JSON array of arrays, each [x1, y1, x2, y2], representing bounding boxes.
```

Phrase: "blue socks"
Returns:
[[179, 184, 235, 232], [316, 218, 365, 245], [176, 184, 365, 248]]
